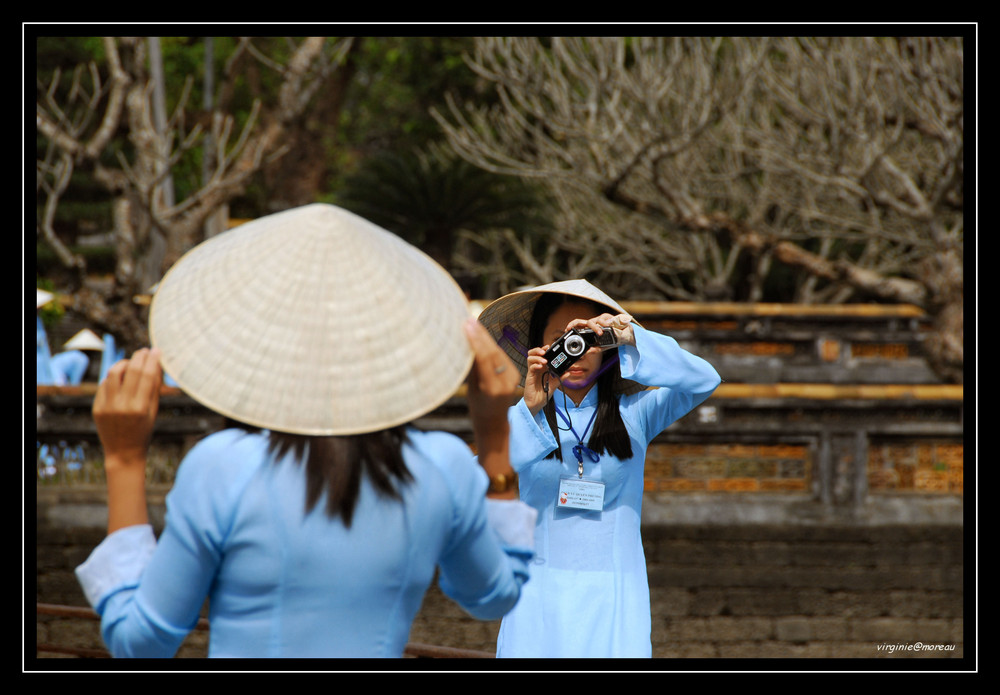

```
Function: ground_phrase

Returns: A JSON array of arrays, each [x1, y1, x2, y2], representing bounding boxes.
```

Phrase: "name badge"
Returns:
[[557, 477, 605, 511]]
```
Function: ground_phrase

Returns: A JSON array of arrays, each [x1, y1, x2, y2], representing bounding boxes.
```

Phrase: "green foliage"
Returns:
[[335, 144, 552, 251], [339, 37, 486, 155]]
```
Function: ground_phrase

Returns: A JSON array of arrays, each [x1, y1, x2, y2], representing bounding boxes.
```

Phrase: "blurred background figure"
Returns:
[[36, 289, 56, 385], [98, 332, 125, 383], [50, 328, 105, 385]]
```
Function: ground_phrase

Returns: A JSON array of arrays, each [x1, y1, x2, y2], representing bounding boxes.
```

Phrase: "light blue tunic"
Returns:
[[76, 427, 536, 658], [495, 325, 720, 658]]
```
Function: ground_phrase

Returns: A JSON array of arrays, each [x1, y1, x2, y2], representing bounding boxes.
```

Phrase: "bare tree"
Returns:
[[434, 36, 964, 382], [36, 36, 355, 351]]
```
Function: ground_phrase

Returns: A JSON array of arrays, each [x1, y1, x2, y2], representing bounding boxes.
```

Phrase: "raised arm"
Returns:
[[92, 347, 163, 534]]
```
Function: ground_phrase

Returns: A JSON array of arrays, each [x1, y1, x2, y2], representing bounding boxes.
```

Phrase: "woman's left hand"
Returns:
[[464, 319, 520, 498], [464, 319, 520, 426], [564, 312, 635, 347]]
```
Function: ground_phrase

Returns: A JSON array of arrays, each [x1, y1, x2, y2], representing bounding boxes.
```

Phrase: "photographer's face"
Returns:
[[543, 302, 603, 390]]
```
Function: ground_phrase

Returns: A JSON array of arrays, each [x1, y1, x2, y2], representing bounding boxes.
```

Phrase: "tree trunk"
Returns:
[[260, 41, 360, 209]]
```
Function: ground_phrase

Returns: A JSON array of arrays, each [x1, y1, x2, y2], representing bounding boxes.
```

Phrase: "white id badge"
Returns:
[[557, 477, 606, 511]]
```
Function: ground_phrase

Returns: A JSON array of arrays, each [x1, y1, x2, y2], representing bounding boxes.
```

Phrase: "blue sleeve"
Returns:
[[431, 435, 535, 620], [74, 430, 254, 657], [506, 399, 558, 473], [618, 324, 722, 444]]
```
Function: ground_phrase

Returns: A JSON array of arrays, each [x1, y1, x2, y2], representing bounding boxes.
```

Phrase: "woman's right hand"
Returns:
[[92, 347, 163, 533], [524, 346, 558, 416], [93, 347, 163, 471]]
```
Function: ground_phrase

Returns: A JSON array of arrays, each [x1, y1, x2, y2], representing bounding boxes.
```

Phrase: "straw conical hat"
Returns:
[[149, 203, 474, 435], [477, 279, 642, 394], [64, 328, 105, 351]]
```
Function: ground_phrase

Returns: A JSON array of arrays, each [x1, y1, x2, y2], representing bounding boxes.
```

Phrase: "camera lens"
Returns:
[[565, 334, 586, 356]]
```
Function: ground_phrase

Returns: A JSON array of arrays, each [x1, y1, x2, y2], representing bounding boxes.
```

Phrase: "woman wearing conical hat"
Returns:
[[75, 204, 536, 658], [477, 279, 721, 658]]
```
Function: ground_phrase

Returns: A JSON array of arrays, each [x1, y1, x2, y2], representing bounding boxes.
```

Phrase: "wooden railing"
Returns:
[[35, 603, 494, 659]]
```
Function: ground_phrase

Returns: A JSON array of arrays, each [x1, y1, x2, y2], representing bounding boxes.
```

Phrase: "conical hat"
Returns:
[[64, 328, 105, 351], [476, 279, 643, 394], [36, 289, 54, 309], [149, 203, 474, 435]]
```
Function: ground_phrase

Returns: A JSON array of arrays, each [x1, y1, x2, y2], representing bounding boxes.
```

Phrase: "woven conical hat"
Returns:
[[149, 203, 473, 435], [64, 328, 105, 351], [477, 279, 643, 394]]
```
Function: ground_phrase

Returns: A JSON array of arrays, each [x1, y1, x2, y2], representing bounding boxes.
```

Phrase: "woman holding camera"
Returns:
[[75, 204, 536, 658], [478, 279, 721, 658]]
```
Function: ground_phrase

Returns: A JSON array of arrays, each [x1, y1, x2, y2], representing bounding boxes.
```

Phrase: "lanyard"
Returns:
[[553, 393, 600, 477], [500, 323, 611, 475]]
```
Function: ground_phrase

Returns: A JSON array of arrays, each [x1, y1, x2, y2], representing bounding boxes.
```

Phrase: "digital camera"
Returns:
[[543, 327, 618, 377]]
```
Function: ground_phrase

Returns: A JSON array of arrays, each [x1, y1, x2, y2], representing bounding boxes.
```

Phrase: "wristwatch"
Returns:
[[488, 470, 519, 494]]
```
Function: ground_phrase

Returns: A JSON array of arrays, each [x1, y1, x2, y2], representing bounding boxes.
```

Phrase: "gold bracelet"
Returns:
[[487, 470, 518, 494]]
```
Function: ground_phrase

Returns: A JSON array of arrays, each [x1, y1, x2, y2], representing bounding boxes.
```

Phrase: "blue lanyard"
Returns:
[[553, 393, 600, 477]]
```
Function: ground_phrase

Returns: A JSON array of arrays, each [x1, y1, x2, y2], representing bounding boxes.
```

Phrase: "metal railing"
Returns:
[[35, 603, 494, 659]]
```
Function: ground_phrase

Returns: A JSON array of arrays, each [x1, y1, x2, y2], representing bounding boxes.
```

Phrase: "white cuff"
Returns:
[[74, 524, 157, 611], [485, 499, 537, 550]]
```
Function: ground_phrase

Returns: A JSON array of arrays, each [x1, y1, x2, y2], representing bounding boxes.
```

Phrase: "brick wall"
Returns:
[[644, 440, 964, 495], [646, 442, 811, 493]]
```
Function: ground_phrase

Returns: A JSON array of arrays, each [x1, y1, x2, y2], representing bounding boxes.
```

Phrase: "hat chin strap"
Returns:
[[501, 325, 528, 356], [560, 352, 619, 390]]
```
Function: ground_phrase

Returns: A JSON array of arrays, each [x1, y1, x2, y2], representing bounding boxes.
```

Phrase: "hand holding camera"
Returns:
[[524, 312, 634, 414], [543, 326, 619, 377]]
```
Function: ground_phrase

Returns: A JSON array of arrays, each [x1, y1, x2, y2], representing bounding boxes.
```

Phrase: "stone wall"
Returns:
[[34, 488, 965, 662]]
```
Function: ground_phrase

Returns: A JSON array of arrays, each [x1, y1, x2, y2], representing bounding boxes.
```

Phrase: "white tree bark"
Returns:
[[434, 36, 964, 381], [36, 37, 353, 349]]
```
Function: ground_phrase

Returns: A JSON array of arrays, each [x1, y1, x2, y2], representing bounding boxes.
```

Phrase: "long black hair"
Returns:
[[226, 419, 413, 527], [528, 293, 634, 462]]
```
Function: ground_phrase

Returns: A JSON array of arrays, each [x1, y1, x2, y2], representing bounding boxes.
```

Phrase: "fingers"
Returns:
[[94, 358, 127, 413], [565, 313, 633, 336], [124, 348, 163, 408], [526, 346, 548, 370], [465, 319, 506, 367], [465, 320, 518, 394], [92, 348, 163, 461], [609, 313, 633, 330], [523, 345, 558, 413], [94, 348, 163, 419]]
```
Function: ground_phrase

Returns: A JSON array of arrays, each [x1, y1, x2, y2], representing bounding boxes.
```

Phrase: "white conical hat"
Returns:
[[37, 289, 54, 308], [148, 203, 474, 435], [477, 279, 642, 394], [63, 328, 105, 351]]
